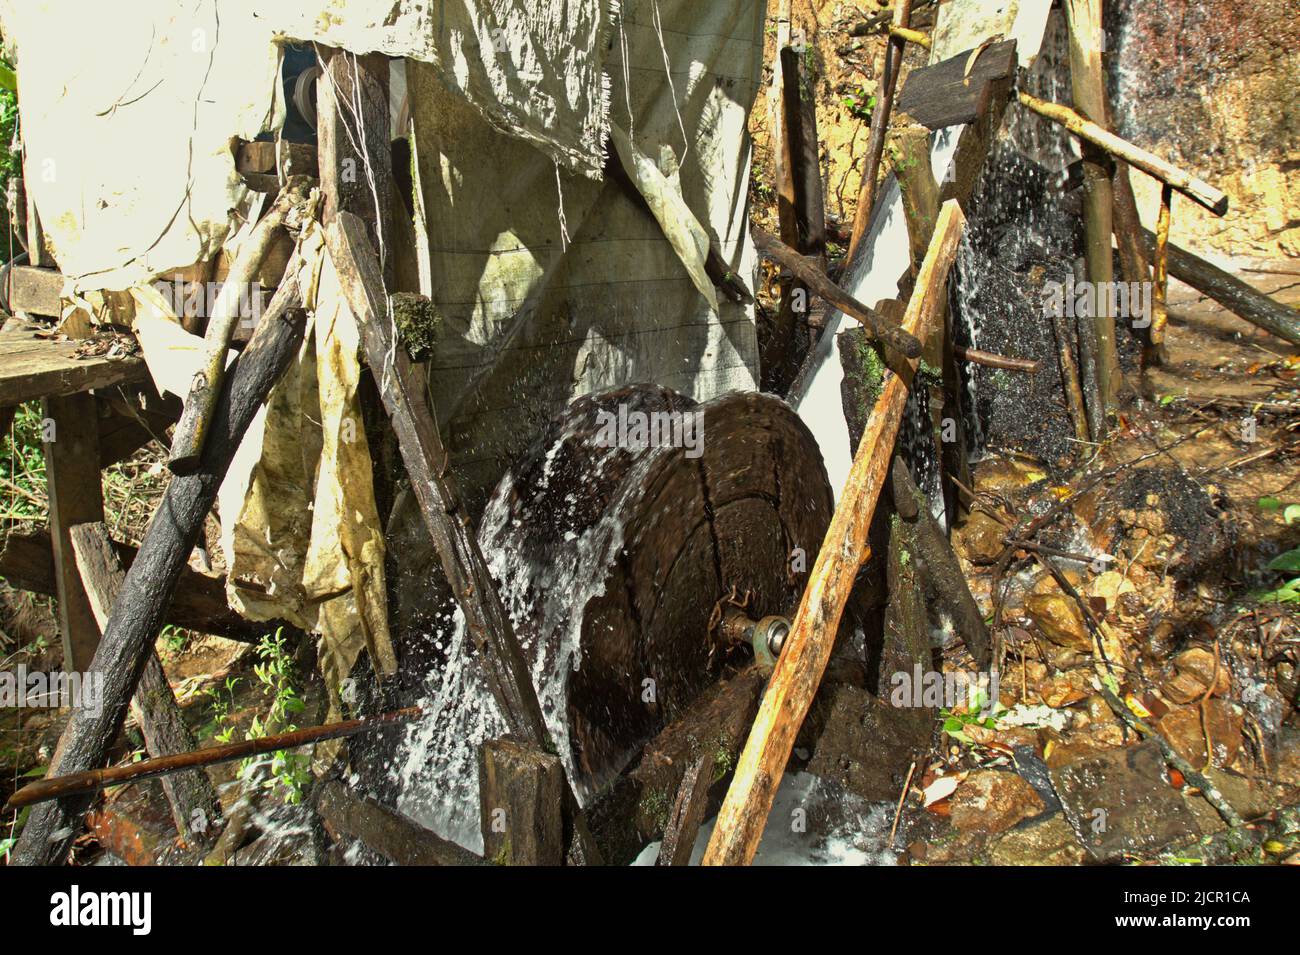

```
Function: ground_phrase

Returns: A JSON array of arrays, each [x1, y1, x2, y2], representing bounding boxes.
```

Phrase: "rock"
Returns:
[[1051, 739, 1201, 861], [954, 510, 1007, 564], [988, 815, 1087, 865], [806, 684, 933, 802], [1025, 592, 1092, 651], [1156, 700, 1244, 768], [1182, 768, 1298, 836], [1038, 670, 1092, 708], [948, 770, 1047, 834], [1164, 647, 1231, 702], [1044, 725, 1127, 769]]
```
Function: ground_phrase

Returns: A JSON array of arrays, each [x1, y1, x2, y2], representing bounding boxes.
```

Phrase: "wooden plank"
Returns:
[[896, 39, 1018, 130], [478, 737, 565, 866], [702, 200, 966, 866], [69, 521, 221, 850], [0, 325, 146, 406], [657, 753, 715, 867], [42, 392, 105, 673], [7, 264, 63, 316], [317, 779, 484, 866], [235, 140, 318, 178], [0, 529, 297, 645]]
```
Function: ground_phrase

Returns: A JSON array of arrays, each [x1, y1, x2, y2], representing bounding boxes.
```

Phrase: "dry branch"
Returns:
[[168, 178, 313, 473], [702, 200, 966, 866], [751, 227, 922, 358], [1017, 91, 1228, 217], [7, 708, 419, 811]]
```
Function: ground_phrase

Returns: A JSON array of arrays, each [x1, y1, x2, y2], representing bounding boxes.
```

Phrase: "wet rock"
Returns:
[[1162, 647, 1231, 703], [1044, 725, 1128, 769], [949, 770, 1047, 834], [1051, 739, 1201, 861], [988, 815, 1087, 865], [807, 685, 933, 802], [1037, 670, 1092, 708], [1183, 768, 1298, 835], [1156, 700, 1245, 768], [1025, 592, 1092, 651], [954, 511, 1007, 564], [1105, 466, 1235, 579]]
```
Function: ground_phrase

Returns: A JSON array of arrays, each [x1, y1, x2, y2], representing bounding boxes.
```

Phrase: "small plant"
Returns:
[[159, 625, 190, 658], [841, 86, 876, 122], [238, 629, 310, 804]]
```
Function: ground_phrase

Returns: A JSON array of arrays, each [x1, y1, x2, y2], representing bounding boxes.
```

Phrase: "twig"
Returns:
[[889, 760, 917, 848]]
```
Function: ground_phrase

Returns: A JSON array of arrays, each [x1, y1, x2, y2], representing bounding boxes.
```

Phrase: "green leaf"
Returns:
[[1284, 504, 1300, 525], [1267, 548, 1300, 573], [1258, 495, 1283, 512]]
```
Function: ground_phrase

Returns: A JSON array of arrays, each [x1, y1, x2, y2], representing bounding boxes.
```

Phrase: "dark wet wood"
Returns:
[[479, 737, 566, 866], [896, 39, 1018, 131], [657, 753, 715, 866], [69, 521, 220, 850], [0, 529, 297, 644], [317, 779, 483, 866], [9, 276, 307, 865]]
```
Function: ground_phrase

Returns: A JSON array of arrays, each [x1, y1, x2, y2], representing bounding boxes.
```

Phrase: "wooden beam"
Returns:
[[1140, 228, 1300, 346], [235, 140, 318, 179], [0, 529, 296, 644], [42, 392, 105, 673], [6, 264, 62, 316], [656, 753, 714, 867], [1017, 90, 1228, 217], [317, 779, 483, 866], [9, 275, 308, 866], [478, 737, 565, 866], [68, 521, 220, 850], [1064, 0, 1119, 418], [895, 39, 1019, 131], [702, 200, 966, 866]]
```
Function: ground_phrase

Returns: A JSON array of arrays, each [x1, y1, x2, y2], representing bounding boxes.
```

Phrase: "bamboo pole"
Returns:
[[6, 708, 420, 810], [1151, 184, 1173, 348], [1017, 91, 1229, 217], [1063, 0, 1119, 420], [751, 227, 922, 358], [846, 0, 913, 261], [167, 178, 313, 474], [890, 26, 930, 48], [702, 200, 966, 866]]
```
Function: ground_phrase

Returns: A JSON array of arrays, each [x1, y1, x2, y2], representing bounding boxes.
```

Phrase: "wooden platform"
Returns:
[[0, 323, 146, 406]]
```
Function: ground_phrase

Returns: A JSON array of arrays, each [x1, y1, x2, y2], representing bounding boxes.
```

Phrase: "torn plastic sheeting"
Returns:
[[0, 0, 614, 294], [400, 0, 767, 513]]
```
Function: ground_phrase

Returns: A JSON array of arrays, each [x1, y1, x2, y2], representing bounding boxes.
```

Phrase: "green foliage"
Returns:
[[0, 67, 16, 188], [841, 86, 876, 122], [1, 403, 48, 523], [238, 629, 310, 804], [1256, 501, 1300, 604]]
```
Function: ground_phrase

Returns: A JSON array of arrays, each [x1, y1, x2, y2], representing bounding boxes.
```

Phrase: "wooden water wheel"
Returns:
[[482, 385, 833, 788]]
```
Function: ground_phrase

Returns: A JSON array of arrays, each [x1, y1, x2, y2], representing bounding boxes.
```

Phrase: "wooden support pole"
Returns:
[[1063, 0, 1120, 419], [6, 706, 419, 811], [69, 521, 221, 849], [1050, 306, 1092, 445], [41, 391, 105, 673], [9, 274, 308, 866], [1138, 229, 1300, 346], [478, 737, 565, 866], [1017, 91, 1229, 217], [751, 228, 922, 358], [847, 0, 913, 261], [889, 459, 990, 668], [317, 778, 483, 866], [702, 200, 965, 866], [167, 178, 312, 474]]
